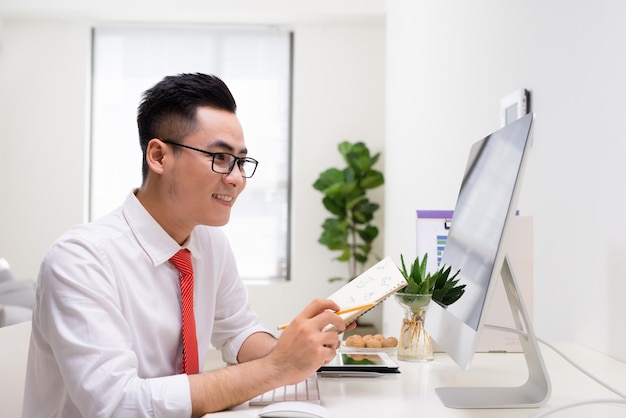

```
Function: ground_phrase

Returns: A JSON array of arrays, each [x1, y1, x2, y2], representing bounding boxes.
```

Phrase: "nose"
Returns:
[[223, 164, 245, 186]]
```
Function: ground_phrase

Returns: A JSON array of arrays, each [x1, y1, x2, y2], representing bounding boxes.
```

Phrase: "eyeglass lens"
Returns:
[[212, 153, 256, 178]]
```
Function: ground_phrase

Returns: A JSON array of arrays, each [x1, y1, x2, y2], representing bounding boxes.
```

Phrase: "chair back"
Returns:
[[0, 321, 31, 417]]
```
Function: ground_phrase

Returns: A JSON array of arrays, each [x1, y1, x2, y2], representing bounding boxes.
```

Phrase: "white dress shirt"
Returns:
[[23, 192, 270, 417]]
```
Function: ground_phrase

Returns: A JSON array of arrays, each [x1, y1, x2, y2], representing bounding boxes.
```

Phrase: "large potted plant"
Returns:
[[395, 253, 464, 361], [313, 141, 384, 282]]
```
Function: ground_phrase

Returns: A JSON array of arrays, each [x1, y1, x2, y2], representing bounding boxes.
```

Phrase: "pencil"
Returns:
[[276, 303, 375, 330]]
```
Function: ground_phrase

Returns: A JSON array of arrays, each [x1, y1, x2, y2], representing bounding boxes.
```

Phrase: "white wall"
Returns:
[[3, 0, 626, 365], [0, 19, 91, 278], [0, 5, 386, 332], [383, 0, 626, 362], [248, 23, 387, 331]]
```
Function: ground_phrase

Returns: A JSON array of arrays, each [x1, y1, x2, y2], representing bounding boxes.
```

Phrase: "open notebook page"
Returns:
[[324, 256, 407, 332]]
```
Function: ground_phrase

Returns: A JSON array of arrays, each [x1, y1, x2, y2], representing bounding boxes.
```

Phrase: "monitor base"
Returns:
[[435, 256, 551, 409]]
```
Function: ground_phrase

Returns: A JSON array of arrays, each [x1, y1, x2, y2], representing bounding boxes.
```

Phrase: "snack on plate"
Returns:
[[382, 337, 398, 348], [345, 335, 366, 348], [345, 334, 398, 349]]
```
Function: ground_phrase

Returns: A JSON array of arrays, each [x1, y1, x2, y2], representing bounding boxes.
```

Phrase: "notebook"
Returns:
[[323, 256, 407, 332]]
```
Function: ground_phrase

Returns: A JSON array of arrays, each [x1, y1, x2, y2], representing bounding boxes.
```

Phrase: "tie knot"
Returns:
[[170, 249, 192, 275]]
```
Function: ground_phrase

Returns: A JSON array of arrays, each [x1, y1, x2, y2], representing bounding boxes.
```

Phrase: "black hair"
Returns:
[[136, 73, 237, 180]]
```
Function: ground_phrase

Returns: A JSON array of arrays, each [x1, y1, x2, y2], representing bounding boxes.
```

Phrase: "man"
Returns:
[[23, 73, 348, 417]]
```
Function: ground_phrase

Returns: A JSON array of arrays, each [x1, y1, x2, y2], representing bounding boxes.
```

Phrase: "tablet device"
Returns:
[[317, 352, 400, 375]]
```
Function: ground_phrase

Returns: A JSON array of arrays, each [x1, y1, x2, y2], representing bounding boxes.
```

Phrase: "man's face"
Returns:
[[165, 106, 248, 229]]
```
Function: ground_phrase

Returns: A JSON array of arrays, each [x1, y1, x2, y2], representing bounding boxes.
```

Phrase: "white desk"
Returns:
[[204, 343, 626, 417]]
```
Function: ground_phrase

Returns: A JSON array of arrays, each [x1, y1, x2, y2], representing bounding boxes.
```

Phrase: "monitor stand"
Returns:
[[435, 256, 551, 408]]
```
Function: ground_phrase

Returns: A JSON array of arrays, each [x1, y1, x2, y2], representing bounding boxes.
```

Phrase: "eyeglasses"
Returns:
[[161, 140, 258, 178]]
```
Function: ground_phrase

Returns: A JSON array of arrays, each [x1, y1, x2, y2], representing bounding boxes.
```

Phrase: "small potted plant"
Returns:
[[395, 253, 464, 361]]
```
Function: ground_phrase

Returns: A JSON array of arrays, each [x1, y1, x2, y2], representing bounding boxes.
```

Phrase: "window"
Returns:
[[91, 24, 292, 281]]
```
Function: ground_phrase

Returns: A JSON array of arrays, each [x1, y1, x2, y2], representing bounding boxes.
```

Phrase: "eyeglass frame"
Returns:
[[160, 139, 259, 178]]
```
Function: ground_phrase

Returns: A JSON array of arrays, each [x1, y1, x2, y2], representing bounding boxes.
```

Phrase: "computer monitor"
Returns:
[[425, 113, 551, 408]]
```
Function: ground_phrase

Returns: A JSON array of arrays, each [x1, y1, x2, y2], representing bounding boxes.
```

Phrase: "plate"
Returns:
[[340, 340, 397, 354]]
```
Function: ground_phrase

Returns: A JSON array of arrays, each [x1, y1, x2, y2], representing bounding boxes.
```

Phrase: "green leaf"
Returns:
[[321, 182, 343, 196], [313, 168, 343, 192], [360, 170, 385, 189], [399, 254, 410, 280], [322, 196, 346, 218], [369, 152, 381, 167], [352, 200, 378, 224], [341, 142, 370, 171], [337, 141, 354, 158], [353, 252, 367, 264], [357, 225, 378, 243], [419, 254, 428, 277], [336, 247, 352, 262], [345, 194, 366, 212], [342, 167, 357, 185], [318, 218, 347, 250]]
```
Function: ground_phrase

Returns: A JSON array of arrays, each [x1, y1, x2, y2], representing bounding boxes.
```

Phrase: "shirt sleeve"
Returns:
[[199, 229, 273, 365]]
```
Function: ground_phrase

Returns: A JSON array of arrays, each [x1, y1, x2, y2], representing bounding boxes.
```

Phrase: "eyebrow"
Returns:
[[207, 139, 248, 155]]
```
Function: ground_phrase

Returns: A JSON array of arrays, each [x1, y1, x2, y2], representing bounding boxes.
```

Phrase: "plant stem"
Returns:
[[349, 220, 357, 279]]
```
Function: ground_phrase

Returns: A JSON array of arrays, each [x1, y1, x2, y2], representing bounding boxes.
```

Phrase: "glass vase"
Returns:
[[394, 293, 434, 362]]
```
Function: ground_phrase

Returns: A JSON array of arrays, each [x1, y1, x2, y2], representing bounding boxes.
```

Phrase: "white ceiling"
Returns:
[[0, 0, 386, 24]]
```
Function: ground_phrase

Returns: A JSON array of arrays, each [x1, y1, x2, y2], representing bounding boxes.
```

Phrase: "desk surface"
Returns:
[[204, 343, 626, 417]]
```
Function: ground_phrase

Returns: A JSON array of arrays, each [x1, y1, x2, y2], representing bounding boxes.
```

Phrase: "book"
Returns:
[[323, 256, 407, 332]]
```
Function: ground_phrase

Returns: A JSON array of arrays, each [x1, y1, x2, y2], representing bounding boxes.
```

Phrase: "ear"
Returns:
[[145, 138, 167, 175]]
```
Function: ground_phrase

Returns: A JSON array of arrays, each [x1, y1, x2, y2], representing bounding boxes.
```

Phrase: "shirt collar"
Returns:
[[122, 191, 200, 266]]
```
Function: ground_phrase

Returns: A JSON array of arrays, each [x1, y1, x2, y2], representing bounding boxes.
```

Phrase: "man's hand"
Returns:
[[189, 298, 352, 416], [269, 299, 347, 383]]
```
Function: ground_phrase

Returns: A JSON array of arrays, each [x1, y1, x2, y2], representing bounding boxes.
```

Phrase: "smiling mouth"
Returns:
[[213, 193, 233, 203]]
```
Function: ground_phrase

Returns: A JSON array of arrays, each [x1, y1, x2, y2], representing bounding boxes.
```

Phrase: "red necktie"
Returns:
[[170, 249, 199, 374]]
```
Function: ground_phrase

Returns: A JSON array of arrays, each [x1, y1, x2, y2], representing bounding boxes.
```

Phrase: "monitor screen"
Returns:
[[426, 113, 534, 369]]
